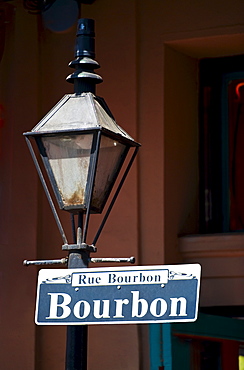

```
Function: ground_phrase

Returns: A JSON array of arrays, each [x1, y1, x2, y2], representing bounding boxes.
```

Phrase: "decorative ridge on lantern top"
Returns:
[[66, 18, 103, 95]]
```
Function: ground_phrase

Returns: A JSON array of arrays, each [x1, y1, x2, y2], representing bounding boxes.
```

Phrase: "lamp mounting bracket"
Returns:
[[62, 243, 97, 252], [23, 256, 136, 266], [23, 258, 68, 266], [90, 257, 136, 264]]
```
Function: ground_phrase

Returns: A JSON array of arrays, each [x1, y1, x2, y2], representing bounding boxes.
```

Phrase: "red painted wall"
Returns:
[[0, 0, 243, 368]]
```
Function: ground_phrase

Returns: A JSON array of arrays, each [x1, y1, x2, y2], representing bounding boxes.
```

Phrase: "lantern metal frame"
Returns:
[[24, 127, 139, 248]]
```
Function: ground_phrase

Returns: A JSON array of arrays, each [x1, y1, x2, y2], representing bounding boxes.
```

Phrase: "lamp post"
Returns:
[[23, 18, 140, 370]]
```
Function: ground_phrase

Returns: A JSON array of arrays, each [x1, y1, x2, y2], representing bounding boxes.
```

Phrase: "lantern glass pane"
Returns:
[[92, 135, 127, 212], [42, 134, 93, 209]]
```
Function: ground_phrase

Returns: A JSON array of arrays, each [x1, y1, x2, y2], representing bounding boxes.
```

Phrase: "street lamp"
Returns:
[[24, 18, 139, 257], [24, 90, 139, 250], [23, 18, 140, 369]]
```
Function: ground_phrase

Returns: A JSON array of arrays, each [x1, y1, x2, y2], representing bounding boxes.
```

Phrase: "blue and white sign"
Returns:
[[35, 264, 201, 325]]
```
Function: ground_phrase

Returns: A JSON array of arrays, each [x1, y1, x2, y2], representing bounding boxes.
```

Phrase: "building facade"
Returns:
[[0, 0, 244, 369]]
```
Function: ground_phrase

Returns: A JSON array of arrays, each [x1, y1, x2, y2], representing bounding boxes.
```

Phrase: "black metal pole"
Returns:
[[65, 213, 89, 370], [65, 252, 88, 370], [66, 325, 88, 370]]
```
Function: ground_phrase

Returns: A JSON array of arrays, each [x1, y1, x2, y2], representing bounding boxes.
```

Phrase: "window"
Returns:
[[149, 314, 244, 370], [199, 55, 244, 233]]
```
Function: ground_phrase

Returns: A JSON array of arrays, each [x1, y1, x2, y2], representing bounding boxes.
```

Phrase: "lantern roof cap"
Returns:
[[27, 93, 139, 146]]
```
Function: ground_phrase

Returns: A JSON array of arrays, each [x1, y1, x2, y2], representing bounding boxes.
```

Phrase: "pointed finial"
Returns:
[[66, 19, 103, 94]]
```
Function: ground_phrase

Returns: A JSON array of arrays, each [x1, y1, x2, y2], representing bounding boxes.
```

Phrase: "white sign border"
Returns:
[[35, 263, 201, 326]]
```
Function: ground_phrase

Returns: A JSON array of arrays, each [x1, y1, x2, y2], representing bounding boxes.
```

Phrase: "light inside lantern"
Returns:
[[38, 132, 128, 213], [41, 133, 94, 210], [91, 135, 128, 212]]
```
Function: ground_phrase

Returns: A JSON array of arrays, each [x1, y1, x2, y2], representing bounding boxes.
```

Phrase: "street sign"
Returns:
[[35, 264, 201, 325]]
